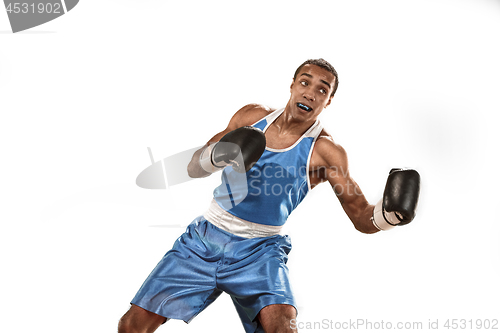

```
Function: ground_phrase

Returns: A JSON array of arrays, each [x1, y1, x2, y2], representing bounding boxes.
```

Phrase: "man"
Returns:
[[118, 59, 420, 333]]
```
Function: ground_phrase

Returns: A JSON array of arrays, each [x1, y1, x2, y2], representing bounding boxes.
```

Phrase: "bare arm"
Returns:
[[311, 136, 379, 234], [187, 104, 271, 178]]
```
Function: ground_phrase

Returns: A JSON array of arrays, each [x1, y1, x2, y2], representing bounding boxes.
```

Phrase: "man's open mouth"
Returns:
[[297, 103, 312, 112]]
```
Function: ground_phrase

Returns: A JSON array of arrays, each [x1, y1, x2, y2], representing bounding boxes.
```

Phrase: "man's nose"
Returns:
[[303, 89, 315, 101]]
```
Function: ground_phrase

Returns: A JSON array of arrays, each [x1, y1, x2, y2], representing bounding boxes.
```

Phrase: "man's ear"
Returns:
[[325, 94, 334, 108], [290, 79, 295, 92]]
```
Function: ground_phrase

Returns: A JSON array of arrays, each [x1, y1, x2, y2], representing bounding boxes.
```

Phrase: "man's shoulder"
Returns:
[[238, 103, 276, 124], [232, 103, 275, 127], [240, 103, 275, 113], [313, 128, 348, 165]]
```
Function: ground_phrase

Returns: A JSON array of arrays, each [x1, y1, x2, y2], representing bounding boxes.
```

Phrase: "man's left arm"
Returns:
[[313, 137, 420, 233], [312, 137, 379, 233]]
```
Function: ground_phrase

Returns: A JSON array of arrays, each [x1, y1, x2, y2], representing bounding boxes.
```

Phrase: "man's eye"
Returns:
[[300, 81, 307, 86], [320, 88, 327, 94]]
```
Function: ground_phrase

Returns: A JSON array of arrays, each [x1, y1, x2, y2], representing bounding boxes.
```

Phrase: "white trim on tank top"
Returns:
[[251, 107, 324, 191]]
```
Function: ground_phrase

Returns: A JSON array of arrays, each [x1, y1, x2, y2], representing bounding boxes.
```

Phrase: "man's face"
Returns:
[[289, 64, 336, 120]]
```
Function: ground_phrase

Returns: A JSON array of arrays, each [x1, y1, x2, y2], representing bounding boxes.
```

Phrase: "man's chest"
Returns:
[[264, 125, 303, 150]]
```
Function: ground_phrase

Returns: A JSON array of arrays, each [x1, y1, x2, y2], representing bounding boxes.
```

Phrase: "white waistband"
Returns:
[[203, 199, 283, 239]]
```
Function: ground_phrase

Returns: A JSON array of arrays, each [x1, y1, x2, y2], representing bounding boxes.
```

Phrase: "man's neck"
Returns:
[[273, 104, 317, 136]]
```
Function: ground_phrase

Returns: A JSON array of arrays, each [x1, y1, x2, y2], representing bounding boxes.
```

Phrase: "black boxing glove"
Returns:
[[200, 126, 266, 174], [372, 168, 421, 231]]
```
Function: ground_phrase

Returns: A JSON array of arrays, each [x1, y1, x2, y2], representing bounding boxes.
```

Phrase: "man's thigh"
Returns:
[[131, 217, 224, 322], [257, 304, 297, 333], [118, 304, 168, 333]]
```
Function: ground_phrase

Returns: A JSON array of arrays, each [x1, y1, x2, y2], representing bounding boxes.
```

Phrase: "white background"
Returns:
[[1, 0, 499, 332]]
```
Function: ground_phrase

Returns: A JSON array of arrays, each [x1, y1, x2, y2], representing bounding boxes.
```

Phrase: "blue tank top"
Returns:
[[212, 108, 323, 226]]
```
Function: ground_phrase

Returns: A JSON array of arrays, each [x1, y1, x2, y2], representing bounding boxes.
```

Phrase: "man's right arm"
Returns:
[[187, 104, 271, 178]]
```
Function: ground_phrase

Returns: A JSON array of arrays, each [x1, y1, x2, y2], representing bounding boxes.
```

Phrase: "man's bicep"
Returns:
[[204, 128, 231, 146], [319, 142, 369, 214], [317, 139, 376, 233], [205, 104, 266, 145]]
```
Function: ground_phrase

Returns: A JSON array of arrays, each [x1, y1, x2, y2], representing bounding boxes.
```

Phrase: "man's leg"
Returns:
[[118, 304, 167, 333], [257, 304, 297, 333], [120, 218, 228, 332]]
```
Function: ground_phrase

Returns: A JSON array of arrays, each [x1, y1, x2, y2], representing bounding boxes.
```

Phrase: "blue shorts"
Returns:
[[131, 216, 296, 333]]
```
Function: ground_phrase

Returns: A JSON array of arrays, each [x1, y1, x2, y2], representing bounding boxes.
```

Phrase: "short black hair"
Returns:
[[293, 58, 339, 96]]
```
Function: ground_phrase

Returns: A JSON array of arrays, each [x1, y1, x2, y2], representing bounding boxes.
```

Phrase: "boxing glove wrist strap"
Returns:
[[199, 143, 224, 173], [371, 199, 401, 231]]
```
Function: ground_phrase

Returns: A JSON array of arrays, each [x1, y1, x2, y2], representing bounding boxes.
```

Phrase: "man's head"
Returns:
[[287, 59, 338, 120], [293, 58, 339, 97]]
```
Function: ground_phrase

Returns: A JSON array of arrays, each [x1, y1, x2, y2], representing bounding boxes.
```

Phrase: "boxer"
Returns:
[[118, 59, 420, 333]]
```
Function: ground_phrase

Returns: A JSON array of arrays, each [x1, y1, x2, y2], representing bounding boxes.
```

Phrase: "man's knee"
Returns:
[[118, 305, 167, 333], [117, 314, 132, 333], [118, 310, 140, 333], [258, 304, 297, 333]]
